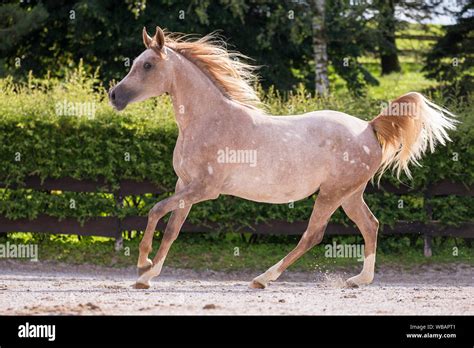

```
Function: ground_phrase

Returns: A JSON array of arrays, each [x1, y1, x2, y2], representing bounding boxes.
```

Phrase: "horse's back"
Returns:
[[262, 109, 371, 138], [298, 109, 368, 130]]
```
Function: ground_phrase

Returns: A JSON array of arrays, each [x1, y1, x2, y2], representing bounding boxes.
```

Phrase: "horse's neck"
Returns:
[[168, 50, 235, 131]]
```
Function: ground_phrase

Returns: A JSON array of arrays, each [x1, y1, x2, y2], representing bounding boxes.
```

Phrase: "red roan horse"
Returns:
[[109, 27, 457, 289]]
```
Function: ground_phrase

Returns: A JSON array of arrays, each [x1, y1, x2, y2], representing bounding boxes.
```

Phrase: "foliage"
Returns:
[[325, 0, 379, 96], [0, 3, 48, 54], [366, 0, 448, 75], [0, 68, 472, 231], [0, 0, 315, 91], [423, 1, 474, 97], [1, 0, 463, 97]]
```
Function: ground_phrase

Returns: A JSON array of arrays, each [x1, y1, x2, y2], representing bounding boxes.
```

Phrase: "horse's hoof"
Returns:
[[345, 274, 373, 288], [134, 282, 150, 289], [249, 280, 266, 289], [137, 265, 152, 277], [345, 280, 359, 288], [345, 277, 362, 288], [137, 259, 153, 276]]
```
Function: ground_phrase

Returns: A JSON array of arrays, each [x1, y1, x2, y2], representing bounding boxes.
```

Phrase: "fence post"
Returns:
[[423, 235, 433, 257], [114, 191, 124, 252], [424, 190, 433, 257]]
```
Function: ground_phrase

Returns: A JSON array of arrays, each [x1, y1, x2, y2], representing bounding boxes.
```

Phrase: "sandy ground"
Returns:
[[0, 260, 472, 315]]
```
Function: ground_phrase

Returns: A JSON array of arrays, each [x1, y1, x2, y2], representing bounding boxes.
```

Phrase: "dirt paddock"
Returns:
[[0, 260, 472, 315]]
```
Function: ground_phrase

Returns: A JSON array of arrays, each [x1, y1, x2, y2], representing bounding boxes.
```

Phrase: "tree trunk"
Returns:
[[311, 0, 329, 95], [379, 0, 401, 75]]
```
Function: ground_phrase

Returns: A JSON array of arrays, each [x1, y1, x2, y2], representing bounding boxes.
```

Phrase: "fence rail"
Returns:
[[395, 34, 441, 41], [0, 215, 471, 237], [1, 176, 471, 196], [0, 176, 472, 255]]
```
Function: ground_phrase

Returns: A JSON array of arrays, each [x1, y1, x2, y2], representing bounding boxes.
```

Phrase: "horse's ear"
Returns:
[[153, 26, 165, 50], [143, 27, 152, 48]]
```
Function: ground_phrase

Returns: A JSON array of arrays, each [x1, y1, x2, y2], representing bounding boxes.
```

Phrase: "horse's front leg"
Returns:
[[137, 179, 186, 274], [135, 180, 218, 289], [134, 205, 191, 289]]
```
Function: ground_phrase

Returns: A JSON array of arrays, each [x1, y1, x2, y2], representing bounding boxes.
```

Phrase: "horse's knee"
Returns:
[[311, 231, 324, 246], [163, 229, 179, 243], [148, 205, 162, 221], [298, 238, 312, 252], [300, 230, 324, 251], [139, 239, 152, 254]]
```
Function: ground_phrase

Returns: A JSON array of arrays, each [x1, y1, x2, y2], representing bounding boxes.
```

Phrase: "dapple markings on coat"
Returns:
[[108, 27, 457, 290]]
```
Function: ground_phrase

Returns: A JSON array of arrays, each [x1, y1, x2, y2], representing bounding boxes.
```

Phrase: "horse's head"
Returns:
[[109, 26, 173, 111]]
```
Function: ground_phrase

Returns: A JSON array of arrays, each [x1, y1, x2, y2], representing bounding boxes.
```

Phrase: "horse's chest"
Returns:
[[172, 135, 206, 182], [172, 138, 188, 180]]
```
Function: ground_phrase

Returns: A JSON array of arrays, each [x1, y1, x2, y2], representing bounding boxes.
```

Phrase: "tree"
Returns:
[[326, 0, 379, 96], [311, 0, 329, 95], [0, 0, 314, 91], [1, 0, 384, 96], [0, 2, 48, 75], [376, 0, 401, 75], [0, 3, 48, 52], [372, 0, 445, 75], [423, 0, 473, 96]]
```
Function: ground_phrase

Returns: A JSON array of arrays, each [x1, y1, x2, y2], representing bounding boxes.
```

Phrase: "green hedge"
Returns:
[[0, 69, 472, 230]]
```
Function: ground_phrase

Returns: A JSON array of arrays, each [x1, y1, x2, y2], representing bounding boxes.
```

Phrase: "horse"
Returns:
[[108, 26, 457, 290]]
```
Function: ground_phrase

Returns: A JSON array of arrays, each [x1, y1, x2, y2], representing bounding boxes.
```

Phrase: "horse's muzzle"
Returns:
[[109, 86, 130, 111]]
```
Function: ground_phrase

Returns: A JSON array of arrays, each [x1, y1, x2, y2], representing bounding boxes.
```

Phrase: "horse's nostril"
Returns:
[[110, 90, 116, 101]]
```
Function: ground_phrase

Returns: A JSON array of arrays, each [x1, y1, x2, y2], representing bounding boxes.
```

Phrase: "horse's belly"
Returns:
[[222, 173, 321, 204]]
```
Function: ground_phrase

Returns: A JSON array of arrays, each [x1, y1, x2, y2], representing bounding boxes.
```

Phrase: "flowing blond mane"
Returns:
[[163, 31, 263, 110]]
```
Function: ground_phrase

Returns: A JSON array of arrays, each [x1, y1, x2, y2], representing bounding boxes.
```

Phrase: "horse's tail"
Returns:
[[370, 92, 457, 181]]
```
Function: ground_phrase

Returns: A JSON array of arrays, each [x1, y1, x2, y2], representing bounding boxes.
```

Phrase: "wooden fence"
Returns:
[[0, 176, 472, 255]]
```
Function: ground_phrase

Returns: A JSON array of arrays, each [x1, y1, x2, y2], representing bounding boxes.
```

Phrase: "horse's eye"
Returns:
[[143, 62, 152, 70]]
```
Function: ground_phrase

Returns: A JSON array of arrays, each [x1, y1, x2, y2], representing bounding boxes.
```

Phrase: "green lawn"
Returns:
[[3, 232, 472, 271], [367, 71, 438, 100], [331, 61, 438, 101], [352, 22, 441, 101]]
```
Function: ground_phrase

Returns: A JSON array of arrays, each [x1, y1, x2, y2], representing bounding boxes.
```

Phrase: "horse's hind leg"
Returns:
[[341, 186, 379, 287], [249, 189, 345, 289]]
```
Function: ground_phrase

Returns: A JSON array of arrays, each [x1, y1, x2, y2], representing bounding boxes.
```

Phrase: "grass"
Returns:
[[2, 232, 472, 272], [359, 54, 439, 101], [396, 23, 444, 53], [330, 60, 438, 102], [367, 71, 438, 100], [354, 23, 441, 101]]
